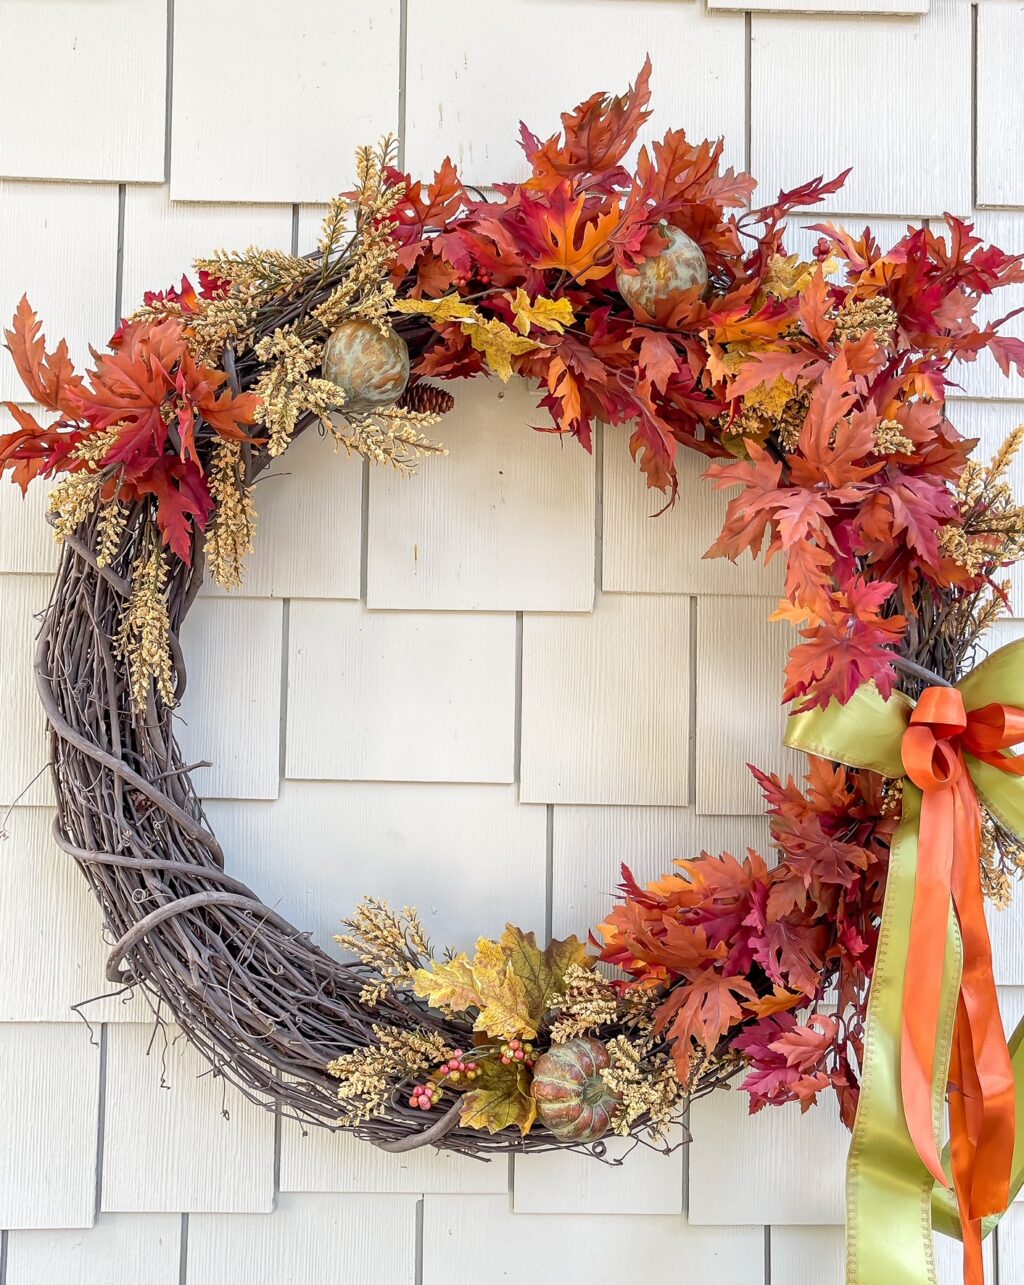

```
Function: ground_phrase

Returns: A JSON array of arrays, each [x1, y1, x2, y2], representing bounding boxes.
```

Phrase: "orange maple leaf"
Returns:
[[656, 968, 757, 1077]]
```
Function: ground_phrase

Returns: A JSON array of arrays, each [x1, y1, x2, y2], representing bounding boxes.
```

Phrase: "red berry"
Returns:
[[501, 1055, 511, 1065], [467, 1061, 478, 1071], [510, 1039, 521, 1050], [419, 1099, 431, 1111], [452, 1049, 464, 1058], [514, 1049, 525, 1060]]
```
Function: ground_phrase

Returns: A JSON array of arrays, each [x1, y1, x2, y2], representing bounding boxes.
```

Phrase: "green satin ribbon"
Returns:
[[785, 638, 1024, 1285]]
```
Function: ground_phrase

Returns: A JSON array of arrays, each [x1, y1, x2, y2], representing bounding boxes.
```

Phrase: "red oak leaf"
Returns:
[[769, 1013, 839, 1071]]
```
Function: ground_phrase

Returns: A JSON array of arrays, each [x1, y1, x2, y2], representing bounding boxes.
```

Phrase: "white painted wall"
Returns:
[[1, 1, 1022, 1281]]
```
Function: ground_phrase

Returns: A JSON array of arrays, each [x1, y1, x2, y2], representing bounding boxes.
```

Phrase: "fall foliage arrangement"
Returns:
[[6, 61, 1024, 1285]]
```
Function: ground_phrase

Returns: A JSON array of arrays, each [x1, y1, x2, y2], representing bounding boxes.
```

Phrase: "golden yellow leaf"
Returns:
[[470, 937, 535, 1040], [510, 288, 576, 336], [394, 294, 480, 324], [410, 924, 588, 1040], [744, 375, 796, 418], [411, 938, 535, 1039], [458, 1061, 537, 1136], [460, 317, 539, 382], [411, 954, 479, 1015]]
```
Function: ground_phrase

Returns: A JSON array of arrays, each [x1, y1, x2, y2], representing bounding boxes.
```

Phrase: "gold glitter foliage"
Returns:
[[327, 1025, 455, 1126], [205, 441, 257, 590], [834, 295, 898, 347], [335, 898, 432, 1006], [117, 545, 176, 710]]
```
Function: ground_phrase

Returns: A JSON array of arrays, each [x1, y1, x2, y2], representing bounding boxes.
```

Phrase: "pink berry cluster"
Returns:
[[439, 1050, 480, 1084], [407, 1049, 483, 1112], [500, 1038, 535, 1067], [409, 1082, 440, 1111]]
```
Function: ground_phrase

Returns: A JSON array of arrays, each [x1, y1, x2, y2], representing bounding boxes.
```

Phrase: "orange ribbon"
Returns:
[[900, 688, 1022, 1284]]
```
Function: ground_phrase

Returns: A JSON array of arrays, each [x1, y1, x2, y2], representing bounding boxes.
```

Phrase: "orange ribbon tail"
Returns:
[[900, 688, 1018, 1285]]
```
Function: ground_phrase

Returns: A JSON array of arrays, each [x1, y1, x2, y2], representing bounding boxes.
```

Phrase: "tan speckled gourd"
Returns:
[[615, 223, 708, 318], [321, 319, 410, 416]]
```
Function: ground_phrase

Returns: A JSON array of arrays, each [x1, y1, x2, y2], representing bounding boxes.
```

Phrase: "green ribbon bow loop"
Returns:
[[784, 636, 1024, 1285]]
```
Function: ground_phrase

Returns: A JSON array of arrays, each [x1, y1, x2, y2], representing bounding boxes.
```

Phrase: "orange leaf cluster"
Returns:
[[1, 292, 258, 561], [597, 759, 894, 1123], [389, 63, 1024, 710]]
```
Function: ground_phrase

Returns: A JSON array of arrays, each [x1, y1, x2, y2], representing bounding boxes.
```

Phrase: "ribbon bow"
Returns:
[[786, 638, 1024, 1285]]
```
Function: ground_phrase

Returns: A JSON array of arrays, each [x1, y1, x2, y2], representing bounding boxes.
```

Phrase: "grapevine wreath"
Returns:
[[6, 62, 1024, 1284]]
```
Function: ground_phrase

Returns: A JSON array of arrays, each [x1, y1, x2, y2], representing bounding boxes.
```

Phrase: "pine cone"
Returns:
[[398, 382, 455, 416]]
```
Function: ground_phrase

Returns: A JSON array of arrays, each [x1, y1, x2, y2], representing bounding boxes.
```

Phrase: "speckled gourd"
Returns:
[[530, 1037, 619, 1142], [321, 318, 410, 416], [615, 223, 708, 318]]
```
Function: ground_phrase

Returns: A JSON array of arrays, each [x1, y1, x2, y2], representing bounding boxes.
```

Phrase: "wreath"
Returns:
[[5, 62, 1024, 1285]]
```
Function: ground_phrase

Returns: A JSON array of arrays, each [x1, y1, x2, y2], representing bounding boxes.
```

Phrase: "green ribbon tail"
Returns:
[[845, 786, 962, 1285]]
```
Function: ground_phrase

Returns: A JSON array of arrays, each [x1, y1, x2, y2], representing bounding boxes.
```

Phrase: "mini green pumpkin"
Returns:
[[530, 1037, 620, 1143]]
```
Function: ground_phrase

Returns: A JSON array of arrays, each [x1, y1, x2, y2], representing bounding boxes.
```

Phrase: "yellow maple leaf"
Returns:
[[411, 924, 590, 1041], [500, 926, 590, 1028], [470, 937, 536, 1040], [394, 294, 480, 324], [460, 317, 539, 383], [510, 288, 576, 336], [411, 937, 535, 1040]]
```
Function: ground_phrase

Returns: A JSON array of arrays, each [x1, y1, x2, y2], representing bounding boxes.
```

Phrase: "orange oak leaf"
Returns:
[[0, 403, 80, 492], [746, 987, 806, 1019], [520, 57, 653, 183], [4, 296, 87, 416], [531, 186, 622, 284]]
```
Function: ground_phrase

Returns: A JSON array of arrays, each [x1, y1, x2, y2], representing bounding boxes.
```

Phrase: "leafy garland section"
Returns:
[[3, 64, 1024, 1155]]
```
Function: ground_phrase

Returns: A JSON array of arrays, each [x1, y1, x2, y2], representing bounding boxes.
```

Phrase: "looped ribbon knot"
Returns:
[[786, 640, 1024, 1285]]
